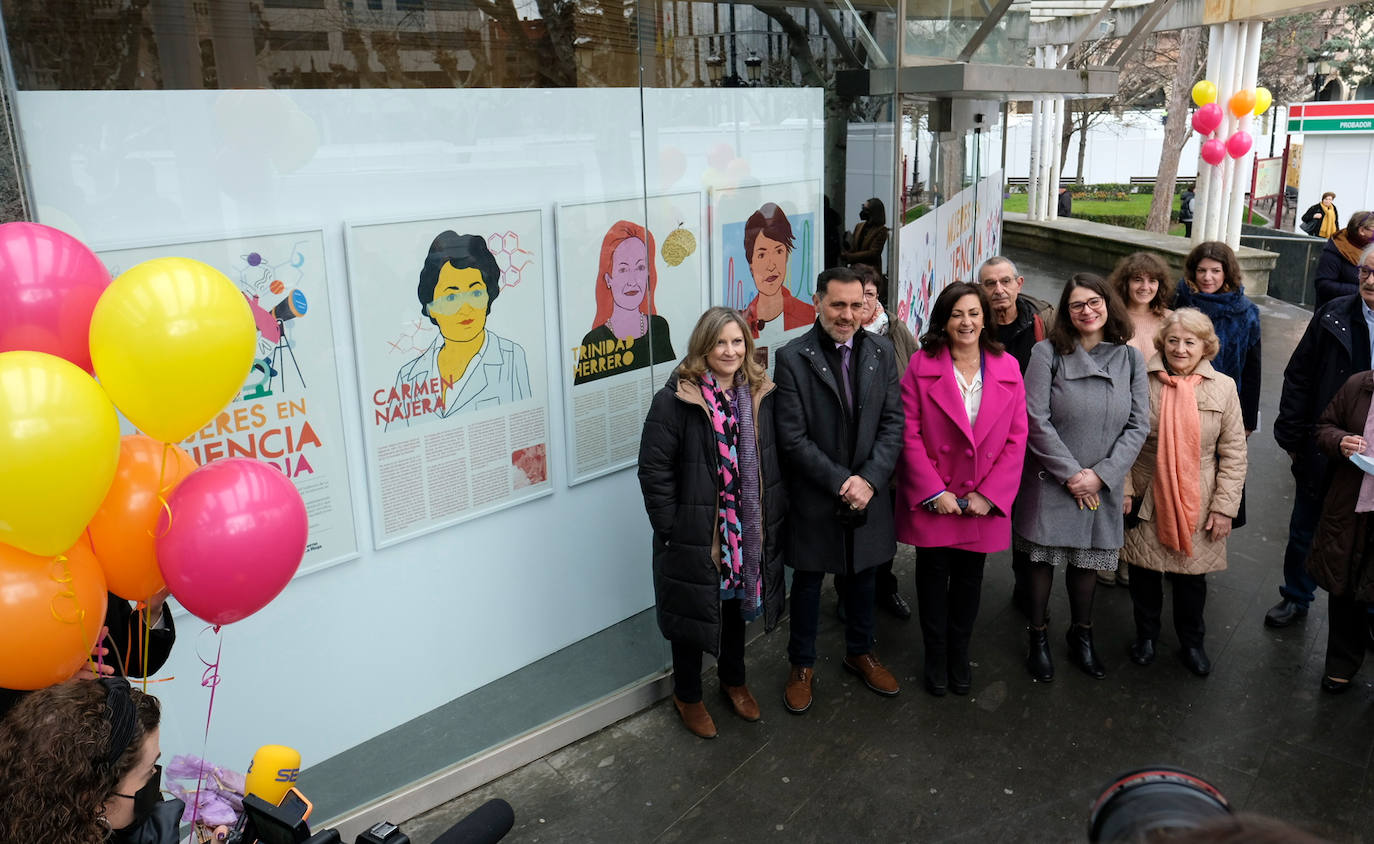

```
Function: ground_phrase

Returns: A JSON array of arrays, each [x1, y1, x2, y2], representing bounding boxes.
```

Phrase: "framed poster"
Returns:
[[555, 191, 707, 484], [710, 179, 823, 371], [97, 229, 360, 573], [896, 211, 939, 340], [346, 209, 552, 548]]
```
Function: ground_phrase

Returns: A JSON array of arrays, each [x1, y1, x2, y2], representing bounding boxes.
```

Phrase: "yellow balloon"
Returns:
[[1191, 80, 1217, 107], [1253, 86, 1273, 116], [89, 257, 256, 443], [0, 351, 120, 555]]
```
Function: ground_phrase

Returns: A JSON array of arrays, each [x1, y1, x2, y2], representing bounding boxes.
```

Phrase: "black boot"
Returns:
[[1128, 638, 1156, 666], [1066, 624, 1106, 679], [1026, 625, 1054, 682]]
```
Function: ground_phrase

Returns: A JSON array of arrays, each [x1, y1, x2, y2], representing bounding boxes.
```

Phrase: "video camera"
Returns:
[[226, 790, 513, 844]]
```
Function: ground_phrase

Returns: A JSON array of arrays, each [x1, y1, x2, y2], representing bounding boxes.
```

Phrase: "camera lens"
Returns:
[[1088, 766, 1231, 842]]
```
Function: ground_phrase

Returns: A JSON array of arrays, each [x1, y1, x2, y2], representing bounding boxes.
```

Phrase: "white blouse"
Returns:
[[953, 361, 983, 429]]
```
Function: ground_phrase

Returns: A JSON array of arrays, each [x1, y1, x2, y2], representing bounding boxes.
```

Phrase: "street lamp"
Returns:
[[705, 50, 725, 87], [745, 51, 763, 86]]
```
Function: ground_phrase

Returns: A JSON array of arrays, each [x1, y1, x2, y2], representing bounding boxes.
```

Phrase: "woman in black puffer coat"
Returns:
[[638, 306, 786, 739]]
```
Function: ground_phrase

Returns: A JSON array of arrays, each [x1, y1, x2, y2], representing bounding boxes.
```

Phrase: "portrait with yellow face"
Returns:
[[390, 231, 531, 426]]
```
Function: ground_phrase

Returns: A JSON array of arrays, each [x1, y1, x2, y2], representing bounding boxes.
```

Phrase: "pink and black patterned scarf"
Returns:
[[700, 372, 762, 619]]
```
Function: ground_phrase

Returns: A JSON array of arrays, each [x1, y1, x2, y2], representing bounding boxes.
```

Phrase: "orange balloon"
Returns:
[[1229, 89, 1257, 118], [87, 435, 198, 601], [0, 538, 108, 690]]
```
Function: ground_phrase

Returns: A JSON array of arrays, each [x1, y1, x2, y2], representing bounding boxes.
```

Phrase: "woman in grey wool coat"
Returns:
[[1014, 273, 1149, 681]]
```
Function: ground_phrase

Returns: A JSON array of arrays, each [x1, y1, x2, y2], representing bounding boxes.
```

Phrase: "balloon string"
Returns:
[[48, 553, 97, 676], [189, 625, 224, 831], [137, 601, 153, 693], [150, 443, 176, 539]]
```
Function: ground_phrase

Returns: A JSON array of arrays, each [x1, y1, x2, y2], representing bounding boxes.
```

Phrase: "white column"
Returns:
[[1193, 23, 1221, 244], [1226, 20, 1264, 249], [1028, 49, 1043, 221], [1203, 22, 1236, 242], [1049, 47, 1066, 220]]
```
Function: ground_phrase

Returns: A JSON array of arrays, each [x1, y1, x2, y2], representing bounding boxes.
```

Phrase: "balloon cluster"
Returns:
[[1190, 81, 1272, 166], [0, 223, 309, 689]]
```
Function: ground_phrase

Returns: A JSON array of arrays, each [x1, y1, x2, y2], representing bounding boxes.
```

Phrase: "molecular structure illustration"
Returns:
[[486, 230, 534, 289]]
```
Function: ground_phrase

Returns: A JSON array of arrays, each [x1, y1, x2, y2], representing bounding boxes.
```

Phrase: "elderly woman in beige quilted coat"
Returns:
[[1122, 308, 1247, 677]]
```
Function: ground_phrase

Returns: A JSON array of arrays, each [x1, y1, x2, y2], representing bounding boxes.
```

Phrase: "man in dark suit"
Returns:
[[774, 267, 905, 713]]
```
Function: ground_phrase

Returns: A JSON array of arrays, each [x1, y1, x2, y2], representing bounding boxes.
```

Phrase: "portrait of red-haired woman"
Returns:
[[573, 220, 675, 385]]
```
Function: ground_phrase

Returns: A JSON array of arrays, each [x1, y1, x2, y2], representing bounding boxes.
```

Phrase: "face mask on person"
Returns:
[[859, 206, 870, 221], [109, 765, 169, 840]]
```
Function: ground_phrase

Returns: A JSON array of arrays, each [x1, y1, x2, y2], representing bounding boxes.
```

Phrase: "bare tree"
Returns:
[[1146, 26, 1202, 233]]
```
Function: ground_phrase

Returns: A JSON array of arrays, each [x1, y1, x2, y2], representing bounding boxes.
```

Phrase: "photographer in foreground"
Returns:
[[0, 678, 182, 844]]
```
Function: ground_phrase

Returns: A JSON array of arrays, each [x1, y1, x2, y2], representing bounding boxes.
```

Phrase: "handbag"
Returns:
[[1300, 217, 1321, 236]]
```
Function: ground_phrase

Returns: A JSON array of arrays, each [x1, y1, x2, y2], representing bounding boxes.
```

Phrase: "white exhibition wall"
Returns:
[[15, 87, 823, 774]]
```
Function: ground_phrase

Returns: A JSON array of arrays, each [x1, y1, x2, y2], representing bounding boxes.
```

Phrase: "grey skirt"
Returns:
[[1014, 534, 1119, 571]]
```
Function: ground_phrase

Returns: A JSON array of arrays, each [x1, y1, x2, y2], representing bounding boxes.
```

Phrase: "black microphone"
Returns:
[[429, 799, 515, 844]]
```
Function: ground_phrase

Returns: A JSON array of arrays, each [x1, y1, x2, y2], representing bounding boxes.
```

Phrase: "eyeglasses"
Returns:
[[1359, 267, 1374, 279], [862, 291, 877, 300], [427, 288, 489, 315], [981, 276, 1018, 289], [1067, 296, 1105, 314]]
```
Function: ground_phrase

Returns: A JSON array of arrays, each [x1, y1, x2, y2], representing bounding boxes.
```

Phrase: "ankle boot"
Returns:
[[1026, 625, 1054, 682], [1066, 624, 1106, 679]]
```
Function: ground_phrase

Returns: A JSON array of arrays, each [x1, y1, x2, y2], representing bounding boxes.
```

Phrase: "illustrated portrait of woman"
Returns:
[[391, 231, 531, 427], [573, 220, 675, 386], [741, 202, 815, 339]]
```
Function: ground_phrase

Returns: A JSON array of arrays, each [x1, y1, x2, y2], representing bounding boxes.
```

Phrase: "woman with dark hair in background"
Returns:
[[1121, 309, 1247, 677], [1313, 210, 1374, 306], [842, 198, 889, 276], [1104, 250, 1174, 587], [1174, 242, 1260, 435], [895, 281, 1027, 696], [638, 307, 785, 738], [1307, 369, 1374, 694], [1014, 273, 1149, 681], [0, 679, 179, 844]]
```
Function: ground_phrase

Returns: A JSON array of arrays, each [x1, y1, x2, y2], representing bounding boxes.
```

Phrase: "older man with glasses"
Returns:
[[1272, 245, 1374, 629]]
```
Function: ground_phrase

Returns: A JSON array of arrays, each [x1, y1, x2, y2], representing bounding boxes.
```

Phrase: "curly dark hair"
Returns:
[[919, 281, 1004, 355], [1183, 241, 1243, 294], [1047, 273, 1133, 355], [1107, 251, 1175, 317], [0, 680, 161, 844]]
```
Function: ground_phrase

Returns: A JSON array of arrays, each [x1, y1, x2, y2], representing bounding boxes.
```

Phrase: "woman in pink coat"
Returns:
[[896, 281, 1028, 696]]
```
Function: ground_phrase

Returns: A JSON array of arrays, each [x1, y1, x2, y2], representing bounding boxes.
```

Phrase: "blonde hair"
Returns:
[[677, 307, 766, 389], [1153, 307, 1220, 360]]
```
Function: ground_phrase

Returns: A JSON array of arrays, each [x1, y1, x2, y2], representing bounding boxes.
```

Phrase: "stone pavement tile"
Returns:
[[1242, 740, 1367, 842]]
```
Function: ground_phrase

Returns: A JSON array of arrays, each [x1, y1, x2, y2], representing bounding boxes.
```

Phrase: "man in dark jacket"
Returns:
[[978, 256, 1053, 617], [774, 267, 905, 713], [1269, 244, 1374, 628]]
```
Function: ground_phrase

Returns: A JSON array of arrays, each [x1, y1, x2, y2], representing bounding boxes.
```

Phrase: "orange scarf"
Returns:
[[1153, 370, 1204, 555], [1321, 205, 1339, 239], [1334, 230, 1365, 266]]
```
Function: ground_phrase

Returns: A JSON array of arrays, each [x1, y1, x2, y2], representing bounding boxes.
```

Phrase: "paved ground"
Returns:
[[404, 248, 1374, 843]]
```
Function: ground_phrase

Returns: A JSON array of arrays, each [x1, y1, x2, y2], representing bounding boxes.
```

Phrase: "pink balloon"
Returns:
[[1191, 103, 1223, 135], [0, 223, 110, 373], [156, 458, 307, 626], [1226, 131, 1253, 159], [1200, 139, 1227, 166]]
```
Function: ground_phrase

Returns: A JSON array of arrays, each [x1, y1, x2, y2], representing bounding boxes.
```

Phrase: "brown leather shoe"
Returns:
[[783, 666, 814, 714], [672, 696, 717, 739], [843, 653, 900, 696], [721, 684, 761, 721]]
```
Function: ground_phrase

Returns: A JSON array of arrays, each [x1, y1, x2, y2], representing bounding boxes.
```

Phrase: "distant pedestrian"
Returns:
[[1057, 187, 1073, 218], [1301, 191, 1339, 238], [842, 198, 889, 277], [1178, 189, 1195, 239]]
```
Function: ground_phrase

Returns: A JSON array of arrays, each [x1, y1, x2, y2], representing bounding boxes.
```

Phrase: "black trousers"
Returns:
[[1128, 565, 1206, 648], [671, 598, 746, 703], [836, 487, 900, 598], [1325, 593, 1370, 680], [914, 547, 986, 665]]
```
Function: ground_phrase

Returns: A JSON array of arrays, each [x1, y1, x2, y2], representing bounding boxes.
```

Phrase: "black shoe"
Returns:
[[1026, 626, 1054, 682], [878, 591, 913, 620], [1264, 598, 1308, 628], [1179, 646, 1211, 677], [1128, 638, 1156, 666], [1322, 675, 1354, 695], [1065, 625, 1106, 679], [948, 656, 972, 695], [923, 651, 947, 697]]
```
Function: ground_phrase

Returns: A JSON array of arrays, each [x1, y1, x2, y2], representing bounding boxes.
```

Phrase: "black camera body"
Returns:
[[226, 794, 410, 844]]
